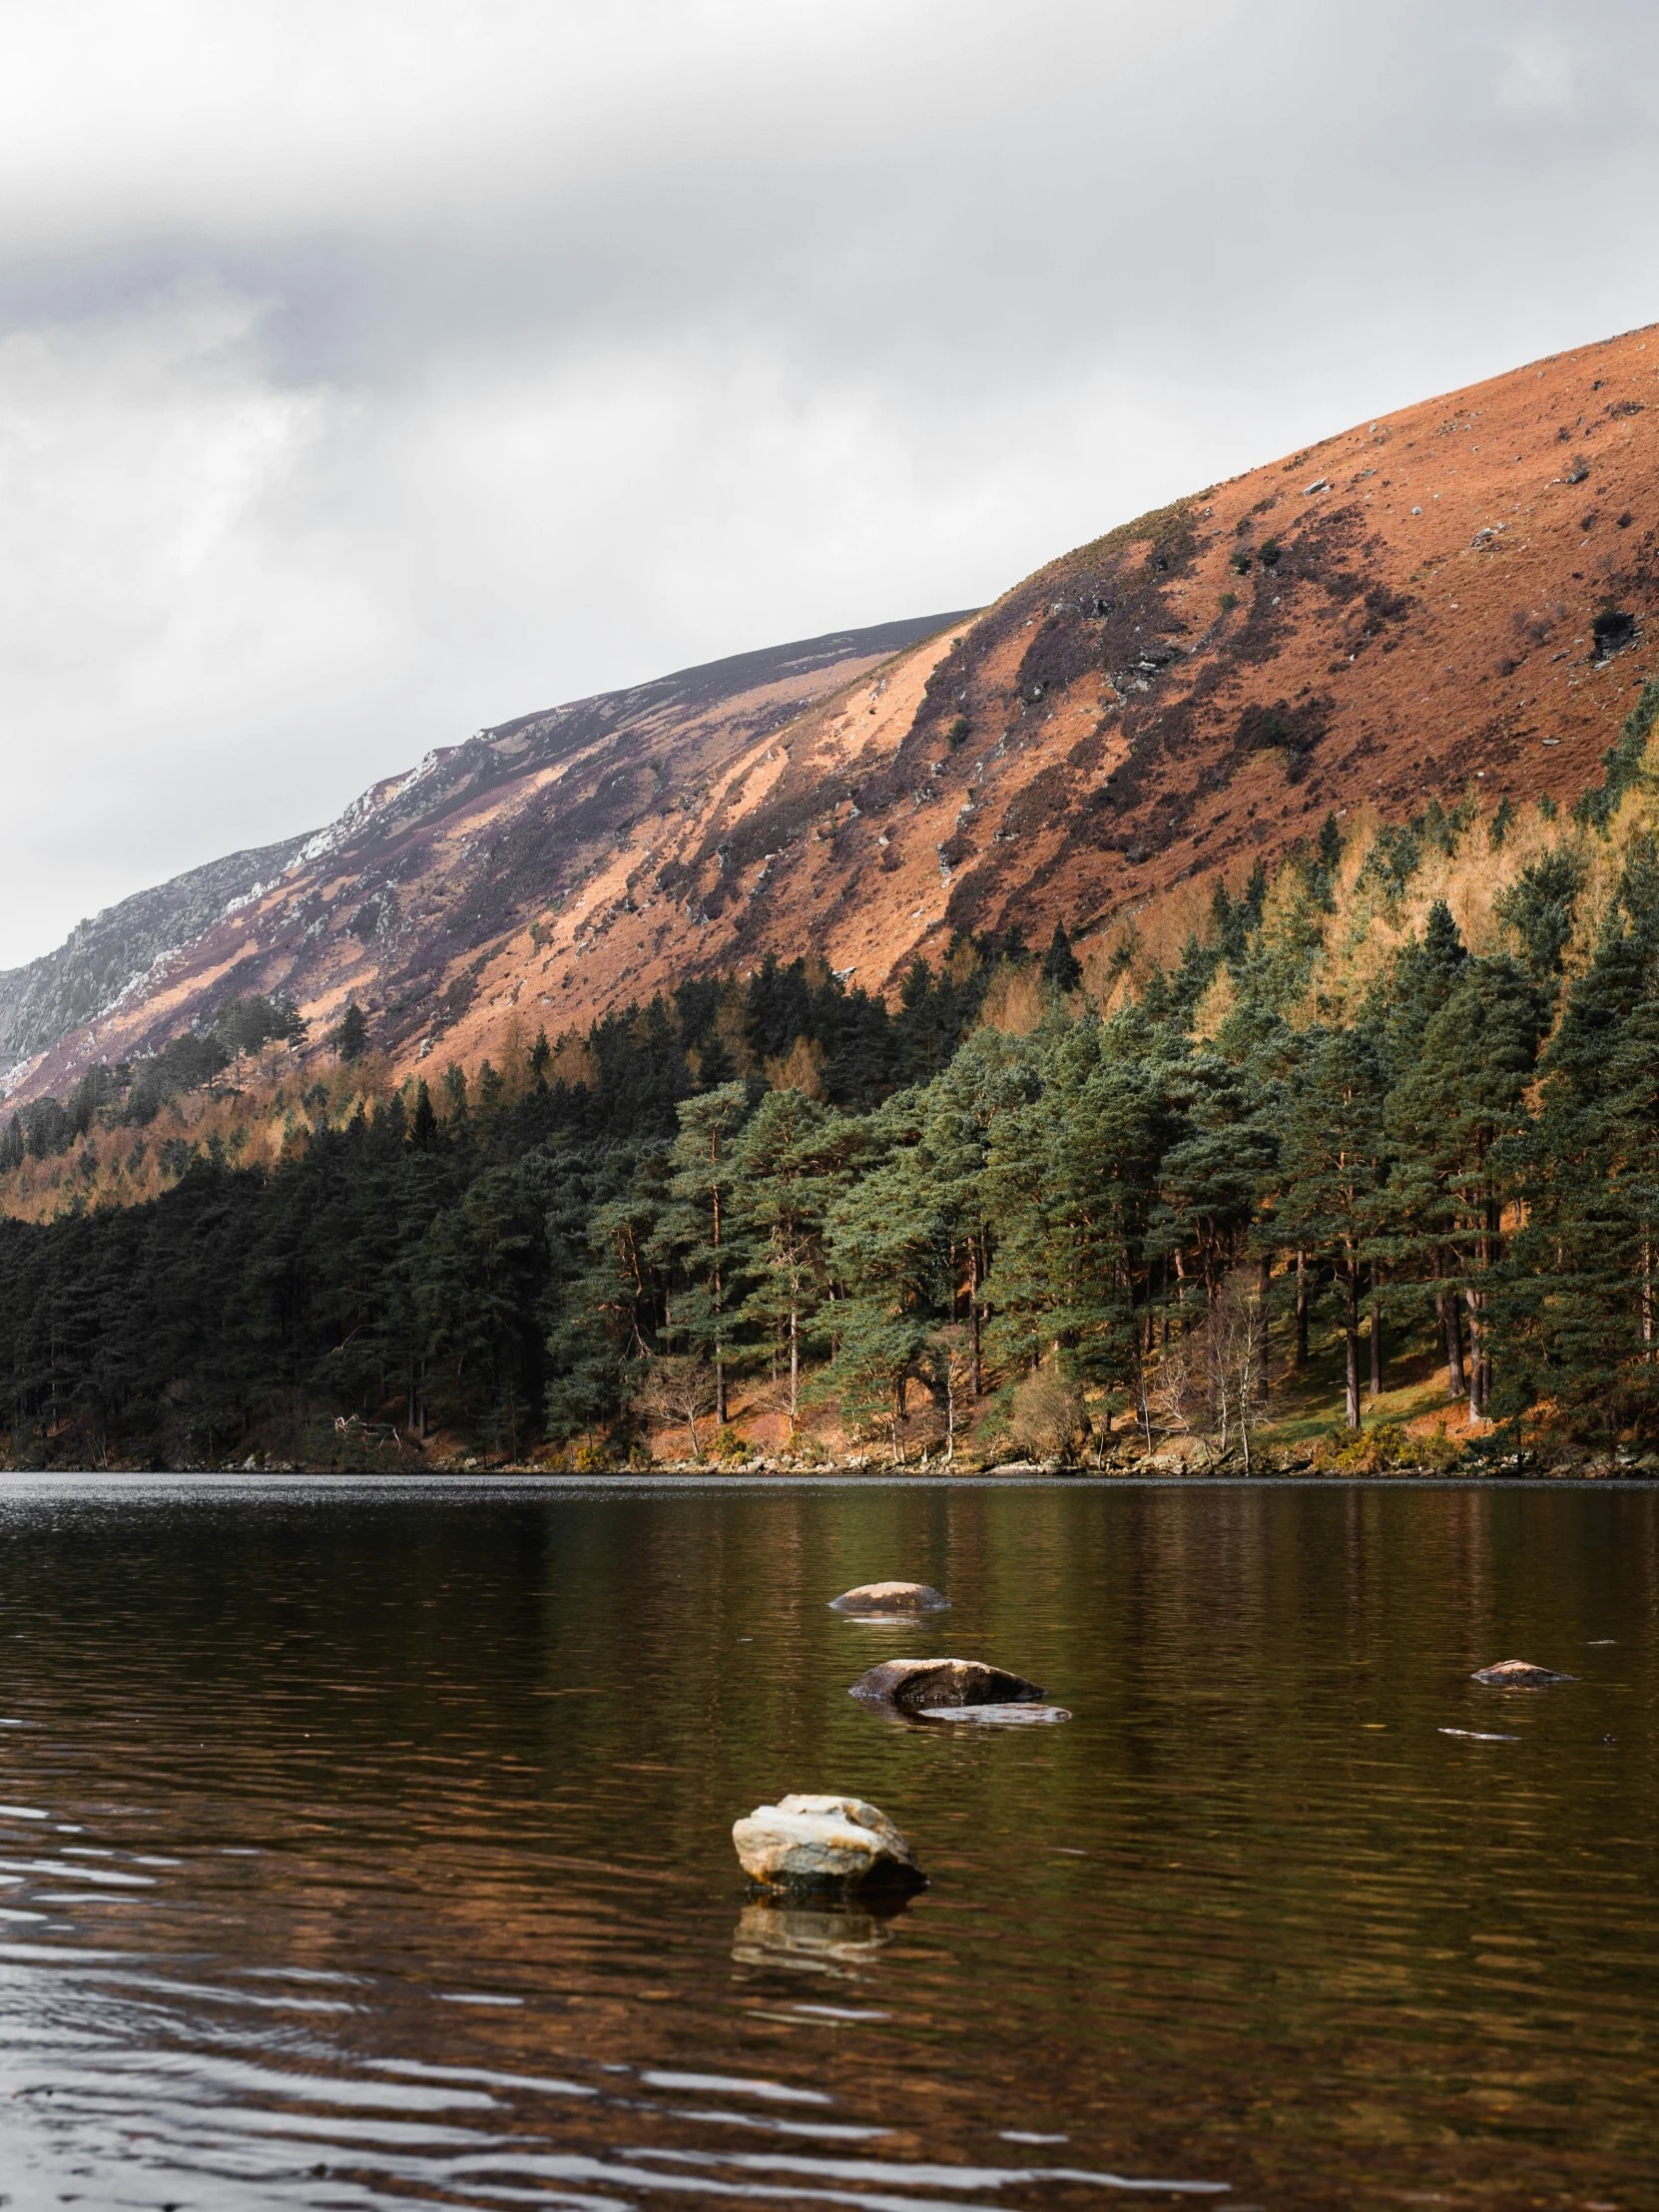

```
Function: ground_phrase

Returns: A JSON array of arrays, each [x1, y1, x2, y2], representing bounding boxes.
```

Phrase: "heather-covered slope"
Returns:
[[1, 612, 968, 1104], [6, 320, 1656, 1108]]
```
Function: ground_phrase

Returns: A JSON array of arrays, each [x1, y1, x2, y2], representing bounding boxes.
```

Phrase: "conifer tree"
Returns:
[[335, 1002, 369, 1064], [1273, 1027, 1388, 1428], [654, 1081, 753, 1424], [986, 1026, 1173, 1446], [1387, 960, 1540, 1421], [1382, 900, 1467, 1076], [921, 1024, 1042, 1396], [1041, 921, 1083, 993], [824, 1096, 945, 1459], [730, 1087, 849, 1431]]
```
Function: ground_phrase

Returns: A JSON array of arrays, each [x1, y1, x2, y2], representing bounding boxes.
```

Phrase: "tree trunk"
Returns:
[[1444, 1291, 1465, 1399], [1295, 1250, 1309, 1369], [1369, 1267, 1383, 1397], [712, 1155, 726, 1424], [1344, 1262, 1362, 1430], [1465, 1289, 1482, 1424], [788, 1302, 800, 1433], [969, 1237, 983, 1396], [1258, 1257, 1273, 1403]]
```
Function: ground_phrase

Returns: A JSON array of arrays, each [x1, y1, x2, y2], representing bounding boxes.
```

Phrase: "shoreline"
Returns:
[[0, 1469, 1654, 1492]]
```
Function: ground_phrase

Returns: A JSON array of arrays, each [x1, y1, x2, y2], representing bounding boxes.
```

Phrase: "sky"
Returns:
[[2, 0, 1657, 968]]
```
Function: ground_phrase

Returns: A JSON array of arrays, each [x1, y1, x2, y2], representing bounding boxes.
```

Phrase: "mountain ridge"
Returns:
[[0, 610, 969, 1101], [6, 317, 1657, 1104]]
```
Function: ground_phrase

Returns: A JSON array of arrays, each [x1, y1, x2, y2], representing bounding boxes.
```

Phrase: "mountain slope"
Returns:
[[397, 317, 1659, 1075], [7, 319, 1657, 1104], [1, 611, 969, 1102], [0, 833, 316, 1073]]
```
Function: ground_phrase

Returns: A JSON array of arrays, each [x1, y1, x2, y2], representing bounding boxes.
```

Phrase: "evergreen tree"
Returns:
[[823, 1092, 947, 1459], [730, 1088, 849, 1431], [1210, 880, 1248, 966], [1387, 960, 1540, 1421], [1041, 921, 1083, 993], [335, 1002, 370, 1064], [1493, 851, 1585, 988], [653, 1081, 754, 1423], [1273, 1027, 1388, 1428], [985, 1025, 1172, 1447]]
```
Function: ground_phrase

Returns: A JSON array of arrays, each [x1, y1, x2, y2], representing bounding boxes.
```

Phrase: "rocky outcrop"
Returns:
[[732, 1793, 923, 1891], [0, 831, 313, 1080], [829, 1580, 950, 1614], [848, 1657, 1044, 1710], [1470, 1659, 1576, 1688]]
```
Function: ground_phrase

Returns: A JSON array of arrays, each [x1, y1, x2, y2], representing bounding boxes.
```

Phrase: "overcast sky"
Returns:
[[2, 0, 1656, 966]]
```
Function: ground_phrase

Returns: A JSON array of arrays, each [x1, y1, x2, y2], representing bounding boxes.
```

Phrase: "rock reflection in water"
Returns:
[[850, 1691, 1072, 1728], [733, 1892, 911, 1976]]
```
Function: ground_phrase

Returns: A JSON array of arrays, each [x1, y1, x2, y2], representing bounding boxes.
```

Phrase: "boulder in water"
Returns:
[[829, 1581, 950, 1614], [732, 1793, 923, 1892], [849, 1656, 1044, 1710], [1470, 1658, 1576, 1688]]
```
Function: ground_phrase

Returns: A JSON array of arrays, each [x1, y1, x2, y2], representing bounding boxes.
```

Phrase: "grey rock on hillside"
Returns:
[[0, 833, 314, 1078]]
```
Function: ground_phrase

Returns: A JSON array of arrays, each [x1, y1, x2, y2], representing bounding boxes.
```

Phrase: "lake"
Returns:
[[0, 1476, 1651, 2211]]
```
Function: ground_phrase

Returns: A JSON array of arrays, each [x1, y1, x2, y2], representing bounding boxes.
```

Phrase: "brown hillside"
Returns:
[[12, 321, 1658, 1100]]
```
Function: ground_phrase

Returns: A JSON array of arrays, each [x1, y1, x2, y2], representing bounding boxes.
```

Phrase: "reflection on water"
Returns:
[[732, 1895, 910, 1976], [0, 1474, 1651, 2210]]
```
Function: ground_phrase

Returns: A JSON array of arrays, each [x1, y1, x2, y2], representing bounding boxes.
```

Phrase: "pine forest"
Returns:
[[4, 679, 1659, 1477]]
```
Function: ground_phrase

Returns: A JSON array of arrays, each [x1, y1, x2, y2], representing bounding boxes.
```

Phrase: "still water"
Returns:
[[0, 1476, 1651, 2212]]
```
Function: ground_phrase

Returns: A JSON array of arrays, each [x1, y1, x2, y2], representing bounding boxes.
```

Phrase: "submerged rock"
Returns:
[[849, 1656, 1045, 1710], [732, 1794, 923, 1892], [829, 1580, 950, 1615], [1470, 1658, 1577, 1688]]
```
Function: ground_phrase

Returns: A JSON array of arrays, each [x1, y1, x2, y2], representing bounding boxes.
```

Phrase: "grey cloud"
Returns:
[[1, 0, 1657, 965]]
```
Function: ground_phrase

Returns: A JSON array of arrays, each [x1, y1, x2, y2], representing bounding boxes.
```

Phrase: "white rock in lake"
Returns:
[[732, 1794, 922, 1889], [1470, 1658, 1575, 1687], [829, 1581, 950, 1614]]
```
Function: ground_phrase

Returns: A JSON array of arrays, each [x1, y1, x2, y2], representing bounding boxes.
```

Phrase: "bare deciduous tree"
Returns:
[[1207, 1267, 1269, 1473], [1146, 1269, 1269, 1470], [637, 1356, 717, 1463], [1007, 1366, 1088, 1463], [919, 1325, 974, 1464]]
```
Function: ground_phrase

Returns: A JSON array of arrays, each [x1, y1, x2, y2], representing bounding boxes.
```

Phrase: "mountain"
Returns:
[[6, 320, 1656, 1103], [0, 612, 969, 1101], [0, 832, 317, 1075]]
